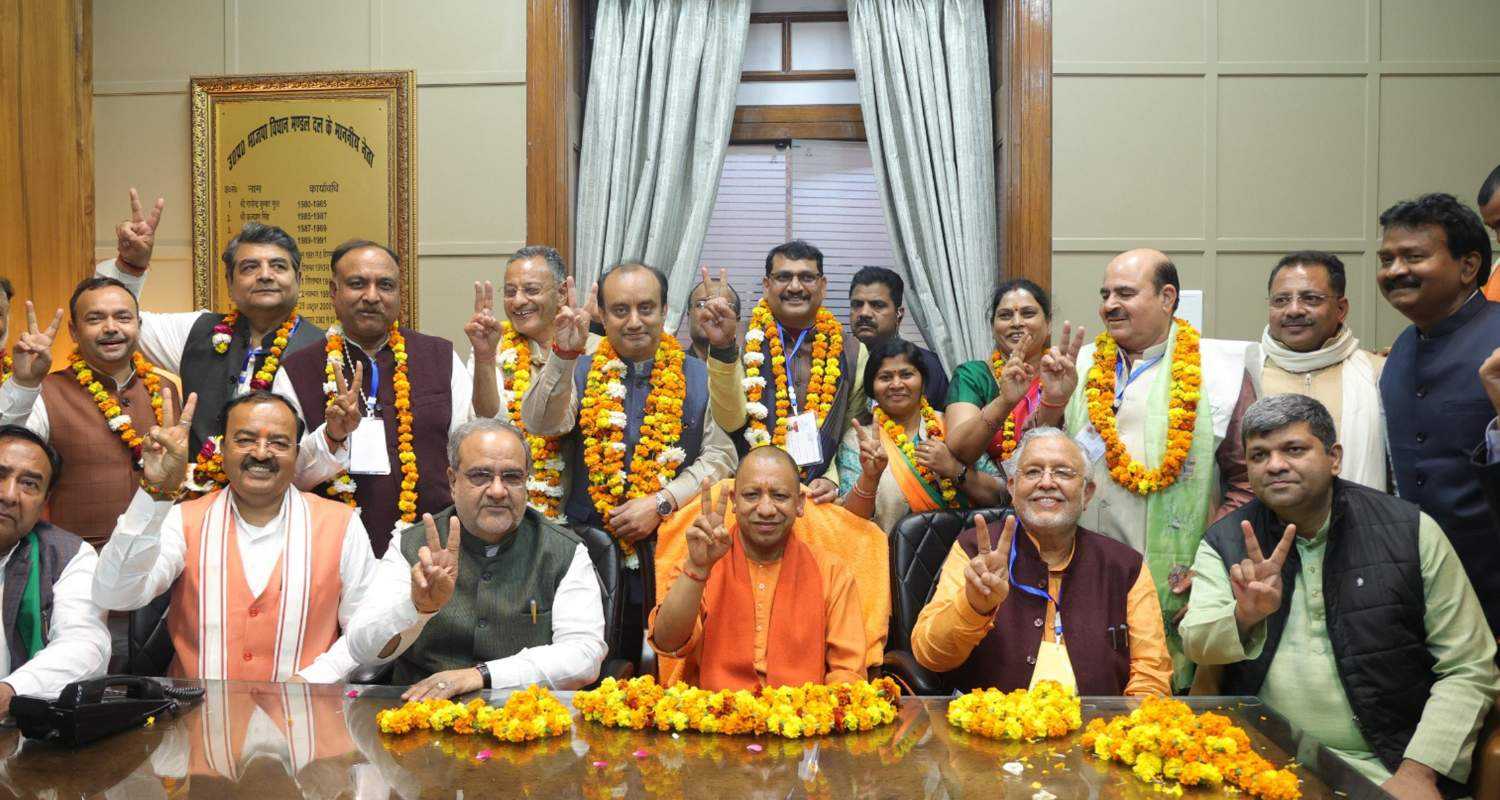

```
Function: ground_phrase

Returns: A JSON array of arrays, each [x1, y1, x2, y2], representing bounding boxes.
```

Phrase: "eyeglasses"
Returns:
[[462, 469, 527, 489], [767, 271, 822, 288], [1015, 465, 1082, 483], [1269, 292, 1332, 309]]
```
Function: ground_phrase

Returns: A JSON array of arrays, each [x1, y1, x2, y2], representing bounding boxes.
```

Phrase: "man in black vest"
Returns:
[[343, 418, 605, 698], [1181, 394, 1499, 798], [0, 425, 109, 714], [97, 189, 325, 458]]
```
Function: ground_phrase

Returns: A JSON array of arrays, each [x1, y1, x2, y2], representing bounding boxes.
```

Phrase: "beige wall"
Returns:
[[1051, 0, 1500, 348], [92, 0, 527, 348]]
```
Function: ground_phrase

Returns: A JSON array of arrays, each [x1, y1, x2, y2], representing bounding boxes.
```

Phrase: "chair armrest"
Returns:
[[881, 650, 946, 697]]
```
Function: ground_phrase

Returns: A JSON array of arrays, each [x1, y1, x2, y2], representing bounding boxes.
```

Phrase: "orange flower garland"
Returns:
[[497, 322, 564, 520], [873, 400, 959, 505], [320, 325, 416, 517], [375, 686, 573, 743], [69, 350, 164, 469], [581, 335, 686, 556], [988, 349, 1021, 462], [0, 350, 11, 385], [1083, 318, 1201, 495], [741, 300, 842, 449], [212, 311, 300, 391], [1081, 696, 1301, 799]]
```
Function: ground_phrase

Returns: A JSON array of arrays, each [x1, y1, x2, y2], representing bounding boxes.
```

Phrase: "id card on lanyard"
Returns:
[[777, 323, 823, 467], [349, 357, 391, 475], [1009, 529, 1078, 692]]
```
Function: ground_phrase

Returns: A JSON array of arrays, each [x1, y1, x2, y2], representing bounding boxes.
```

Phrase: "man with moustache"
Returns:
[[344, 419, 606, 698], [911, 428, 1171, 695], [1376, 192, 1500, 638], [685, 272, 741, 362], [1245, 252, 1387, 490], [649, 447, 867, 690], [847, 266, 948, 410], [1061, 248, 1255, 688], [92, 391, 379, 682], [97, 191, 325, 456], [274, 239, 496, 556], [1182, 394, 1498, 797]]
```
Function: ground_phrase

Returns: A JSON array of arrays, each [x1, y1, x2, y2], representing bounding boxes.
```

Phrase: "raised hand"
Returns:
[[1479, 346, 1500, 416], [1230, 520, 1296, 631], [998, 334, 1039, 407], [463, 280, 502, 360], [552, 277, 592, 354], [684, 478, 732, 577], [698, 266, 739, 349], [142, 392, 197, 493], [1039, 321, 1085, 407], [323, 360, 365, 445], [852, 419, 889, 480], [116, 188, 165, 270], [411, 513, 462, 613], [9, 302, 63, 388], [964, 513, 1017, 615]]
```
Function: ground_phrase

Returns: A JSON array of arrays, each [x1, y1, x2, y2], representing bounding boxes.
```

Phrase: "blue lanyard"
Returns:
[[1007, 523, 1065, 640], [776, 323, 812, 415], [1113, 352, 1163, 404], [364, 358, 381, 416], [236, 317, 302, 390]]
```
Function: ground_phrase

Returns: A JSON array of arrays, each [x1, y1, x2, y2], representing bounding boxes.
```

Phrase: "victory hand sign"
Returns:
[[964, 513, 1017, 616], [1231, 520, 1296, 634]]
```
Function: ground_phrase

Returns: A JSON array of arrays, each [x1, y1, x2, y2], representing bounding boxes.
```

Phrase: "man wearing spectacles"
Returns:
[[910, 427, 1171, 695], [342, 418, 606, 699], [1245, 252, 1388, 491]]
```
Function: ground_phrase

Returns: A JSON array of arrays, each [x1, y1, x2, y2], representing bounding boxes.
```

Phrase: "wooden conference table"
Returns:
[[0, 680, 1386, 798]]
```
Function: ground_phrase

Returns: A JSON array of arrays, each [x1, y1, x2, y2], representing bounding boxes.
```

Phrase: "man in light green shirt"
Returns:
[[1181, 394, 1499, 799]]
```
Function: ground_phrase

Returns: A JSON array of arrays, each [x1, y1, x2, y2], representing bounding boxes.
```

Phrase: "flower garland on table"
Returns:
[[69, 351, 165, 470], [573, 675, 901, 739], [873, 400, 959, 505], [580, 335, 686, 555], [497, 322, 564, 520], [212, 311, 300, 390], [945, 681, 1082, 741], [1083, 318, 1202, 496], [1081, 695, 1301, 799], [375, 686, 572, 743], [0, 350, 11, 385], [741, 300, 842, 449], [989, 349, 1022, 462], [319, 325, 413, 515]]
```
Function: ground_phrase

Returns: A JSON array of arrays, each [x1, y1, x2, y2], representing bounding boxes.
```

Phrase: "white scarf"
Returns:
[[1255, 326, 1386, 490], [196, 488, 316, 681]]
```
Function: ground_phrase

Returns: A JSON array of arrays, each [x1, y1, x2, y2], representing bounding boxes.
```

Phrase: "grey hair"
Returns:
[[447, 418, 532, 471], [507, 245, 567, 283], [1241, 394, 1337, 452], [1002, 426, 1093, 481]]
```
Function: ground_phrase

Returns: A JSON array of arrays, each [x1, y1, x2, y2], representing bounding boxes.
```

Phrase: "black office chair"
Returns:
[[125, 591, 175, 676], [882, 507, 1010, 696]]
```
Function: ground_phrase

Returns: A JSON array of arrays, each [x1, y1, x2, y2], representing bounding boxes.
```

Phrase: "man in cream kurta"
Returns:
[[1245, 252, 1386, 490]]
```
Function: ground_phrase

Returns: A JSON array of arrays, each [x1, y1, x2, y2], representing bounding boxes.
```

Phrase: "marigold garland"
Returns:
[[1081, 695, 1301, 799], [375, 686, 572, 743], [580, 335, 686, 555], [573, 675, 901, 739], [741, 300, 842, 449], [0, 350, 11, 385], [69, 350, 165, 470], [1084, 318, 1201, 495], [873, 400, 959, 505], [182, 436, 229, 497], [989, 349, 1024, 462], [945, 681, 1082, 741], [496, 322, 565, 520], [212, 311, 300, 391], [321, 325, 414, 515]]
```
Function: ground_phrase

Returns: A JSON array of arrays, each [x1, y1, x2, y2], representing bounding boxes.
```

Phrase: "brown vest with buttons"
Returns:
[[39, 364, 182, 549]]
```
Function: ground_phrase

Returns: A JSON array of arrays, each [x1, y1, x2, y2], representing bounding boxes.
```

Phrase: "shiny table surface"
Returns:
[[0, 680, 1387, 799]]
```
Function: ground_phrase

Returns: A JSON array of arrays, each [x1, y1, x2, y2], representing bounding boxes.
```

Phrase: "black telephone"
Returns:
[[10, 675, 204, 746]]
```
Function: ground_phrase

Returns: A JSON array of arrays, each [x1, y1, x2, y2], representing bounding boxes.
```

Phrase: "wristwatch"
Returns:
[[655, 491, 675, 517], [475, 662, 491, 689]]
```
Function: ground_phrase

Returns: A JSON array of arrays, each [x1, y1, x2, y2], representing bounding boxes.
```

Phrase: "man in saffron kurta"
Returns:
[[649, 448, 866, 690], [92, 392, 377, 682]]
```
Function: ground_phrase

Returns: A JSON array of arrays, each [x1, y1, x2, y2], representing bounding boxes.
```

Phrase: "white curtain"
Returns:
[[848, 0, 1000, 367], [574, 0, 750, 331]]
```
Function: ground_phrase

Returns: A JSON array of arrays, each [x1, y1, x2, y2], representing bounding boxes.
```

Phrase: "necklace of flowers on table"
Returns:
[[1084, 318, 1201, 496], [375, 686, 572, 742], [0, 350, 11, 385], [211, 310, 301, 391], [497, 322, 564, 520], [581, 335, 686, 556], [318, 324, 417, 517], [741, 300, 842, 449], [945, 681, 1082, 741], [874, 399, 959, 504], [69, 350, 164, 470]]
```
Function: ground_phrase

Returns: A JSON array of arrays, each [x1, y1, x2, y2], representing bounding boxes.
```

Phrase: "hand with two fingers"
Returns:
[[323, 360, 366, 447], [142, 392, 198, 495], [1230, 519, 1297, 633], [683, 477, 733, 581], [410, 513, 462, 614], [464, 280, 503, 361], [1038, 321, 1086, 409], [851, 419, 889, 482], [9, 302, 64, 389], [964, 513, 1019, 616], [998, 332, 1039, 407], [551, 277, 594, 356], [116, 188, 165, 272], [697, 266, 739, 350]]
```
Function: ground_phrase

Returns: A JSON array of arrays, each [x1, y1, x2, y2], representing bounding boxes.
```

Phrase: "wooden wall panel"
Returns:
[[526, 0, 583, 272], [999, 0, 1052, 295]]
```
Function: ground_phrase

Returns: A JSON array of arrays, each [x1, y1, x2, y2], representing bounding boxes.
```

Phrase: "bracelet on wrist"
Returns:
[[851, 482, 877, 499], [551, 341, 584, 360], [681, 567, 710, 584], [1038, 396, 1065, 410]]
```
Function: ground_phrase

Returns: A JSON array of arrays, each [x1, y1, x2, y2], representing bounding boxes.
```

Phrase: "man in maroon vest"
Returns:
[[275, 240, 493, 556], [910, 427, 1172, 695]]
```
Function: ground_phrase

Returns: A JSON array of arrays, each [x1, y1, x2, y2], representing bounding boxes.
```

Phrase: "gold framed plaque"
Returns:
[[190, 70, 417, 328]]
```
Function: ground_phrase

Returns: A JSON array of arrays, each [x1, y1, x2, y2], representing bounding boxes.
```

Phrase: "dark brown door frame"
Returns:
[[996, 0, 1052, 295]]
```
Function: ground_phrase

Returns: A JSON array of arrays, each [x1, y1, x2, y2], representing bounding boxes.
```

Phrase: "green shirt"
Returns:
[[946, 361, 997, 408], [1180, 512, 1499, 784]]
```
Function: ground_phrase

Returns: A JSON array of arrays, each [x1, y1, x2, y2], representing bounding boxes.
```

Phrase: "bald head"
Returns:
[[739, 445, 800, 481], [1100, 248, 1179, 355]]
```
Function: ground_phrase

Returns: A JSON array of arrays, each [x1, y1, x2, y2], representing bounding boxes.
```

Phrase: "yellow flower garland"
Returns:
[[945, 681, 1082, 741], [0, 350, 11, 385], [321, 325, 417, 518], [497, 322, 564, 520], [375, 686, 572, 743], [873, 400, 959, 504], [580, 335, 686, 553], [69, 350, 164, 470], [573, 675, 902, 739], [1083, 318, 1201, 495], [741, 300, 842, 449], [1081, 695, 1301, 799], [211, 311, 300, 391], [988, 349, 1022, 462]]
